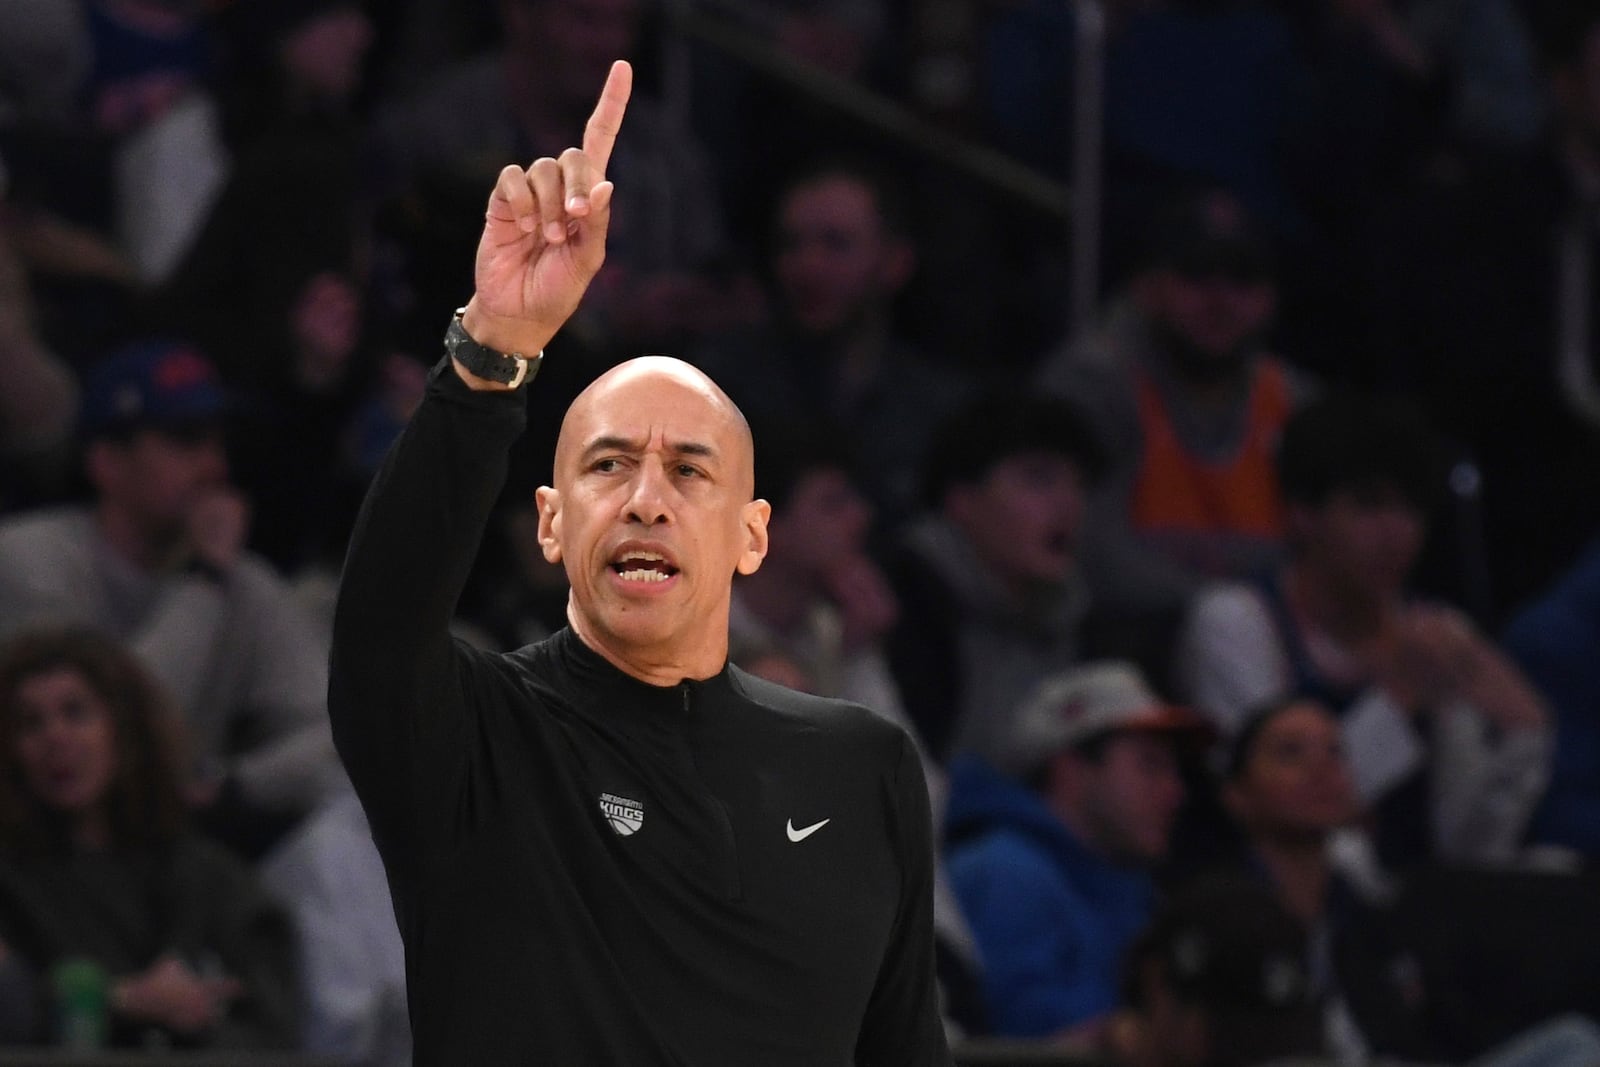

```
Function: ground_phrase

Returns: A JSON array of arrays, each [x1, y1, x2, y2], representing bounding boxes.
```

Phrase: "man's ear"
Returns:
[[736, 498, 771, 576], [534, 486, 562, 563]]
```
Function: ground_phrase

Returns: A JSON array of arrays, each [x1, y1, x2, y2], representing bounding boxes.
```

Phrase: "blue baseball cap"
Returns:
[[78, 341, 228, 439]]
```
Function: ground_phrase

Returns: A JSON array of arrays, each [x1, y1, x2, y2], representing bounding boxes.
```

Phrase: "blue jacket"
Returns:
[[1505, 540, 1600, 856], [944, 756, 1154, 1037]]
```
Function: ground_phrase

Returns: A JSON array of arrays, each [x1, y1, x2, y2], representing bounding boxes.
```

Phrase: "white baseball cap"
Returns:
[[996, 661, 1210, 776]]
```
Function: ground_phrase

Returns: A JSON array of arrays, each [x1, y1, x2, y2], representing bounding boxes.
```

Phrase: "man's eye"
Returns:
[[676, 464, 701, 478], [593, 458, 621, 473]]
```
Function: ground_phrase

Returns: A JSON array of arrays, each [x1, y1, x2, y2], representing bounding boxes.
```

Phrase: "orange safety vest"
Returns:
[[1129, 360, 1292, 540]]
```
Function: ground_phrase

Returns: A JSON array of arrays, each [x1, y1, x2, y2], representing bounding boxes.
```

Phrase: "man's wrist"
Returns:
[[458, 298, 556, 362]]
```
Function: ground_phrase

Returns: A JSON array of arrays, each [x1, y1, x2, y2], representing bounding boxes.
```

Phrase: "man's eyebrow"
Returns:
[[670, 441, 718, 459], [581, 434, 644, 458], [580, 435, 719, 460]]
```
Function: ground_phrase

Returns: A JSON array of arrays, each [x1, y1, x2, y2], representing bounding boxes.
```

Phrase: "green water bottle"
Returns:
[[50, 957, 108, 1050]]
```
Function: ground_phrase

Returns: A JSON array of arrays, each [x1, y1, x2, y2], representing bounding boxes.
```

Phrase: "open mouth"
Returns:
[[610, 549, 680, 584]]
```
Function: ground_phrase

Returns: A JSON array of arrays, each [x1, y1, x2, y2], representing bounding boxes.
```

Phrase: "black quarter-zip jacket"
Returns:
[[328, 357, 952, 1066]]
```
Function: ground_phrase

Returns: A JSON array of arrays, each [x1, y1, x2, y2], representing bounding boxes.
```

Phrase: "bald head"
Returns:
[[555, 356, 755, 498]]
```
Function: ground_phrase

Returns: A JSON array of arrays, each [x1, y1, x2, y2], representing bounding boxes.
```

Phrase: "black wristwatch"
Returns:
[[444, 308, 541, 388]]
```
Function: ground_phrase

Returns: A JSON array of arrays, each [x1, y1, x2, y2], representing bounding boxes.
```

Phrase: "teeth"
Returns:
[[617, 550, 665, 563], [617, 568, 670, 583]]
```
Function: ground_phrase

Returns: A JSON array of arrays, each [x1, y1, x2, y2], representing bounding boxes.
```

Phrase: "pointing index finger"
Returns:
[[582, 60, 633, 179]]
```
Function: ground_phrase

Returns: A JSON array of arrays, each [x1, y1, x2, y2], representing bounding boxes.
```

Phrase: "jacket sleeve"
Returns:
[[1428, 698, 1551, 862], [328, 354, 528, 864], [856, 732, 955, 1067]]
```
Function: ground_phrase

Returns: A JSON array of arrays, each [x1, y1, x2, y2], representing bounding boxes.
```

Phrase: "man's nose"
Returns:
[[623, 464, 674, 526]]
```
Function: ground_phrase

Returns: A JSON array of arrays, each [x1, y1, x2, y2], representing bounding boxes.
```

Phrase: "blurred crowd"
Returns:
[[0, 0, 1598, 1064]]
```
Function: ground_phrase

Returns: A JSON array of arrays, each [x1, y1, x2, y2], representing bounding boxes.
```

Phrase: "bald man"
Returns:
[[328, 61, 951, 1066]]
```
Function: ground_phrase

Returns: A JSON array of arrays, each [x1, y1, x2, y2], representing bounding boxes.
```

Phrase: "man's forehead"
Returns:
[[557, 358, 751, 466]]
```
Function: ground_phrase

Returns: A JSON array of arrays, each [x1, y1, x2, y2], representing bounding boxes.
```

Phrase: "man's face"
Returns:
[[89, 425, 228, 540], [767, 468, 872, 579], [1294, 483, 1424, 602], [1140, 268, 1275, 371], [948, 451, 1085, 592], [538, 360, 769, 661], [774, 176, 909, 337], [1075, 732, 1186, 864]]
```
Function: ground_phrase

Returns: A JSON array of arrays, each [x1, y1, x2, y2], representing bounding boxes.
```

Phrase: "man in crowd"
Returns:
[[694, 159, 969, 517], [1035, 190, 1307, 675], [1176, 393, 1550, 867], [884, 392, 1105, 761], [945, 661, 1206, 1041], [0, 340, 343, 854], [1111, 876, 1326, 1067]]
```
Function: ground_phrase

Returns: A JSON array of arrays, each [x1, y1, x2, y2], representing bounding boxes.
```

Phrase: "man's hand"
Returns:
[[457, 59, 633, 377], [186, 487, 250, 575], [822, 554, 899, 653], [1371, 604, 1466, 711], [1371, 605, 1546, 729]]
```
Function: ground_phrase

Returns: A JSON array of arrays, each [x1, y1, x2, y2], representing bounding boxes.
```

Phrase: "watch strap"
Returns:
[[444, 308, 542, 388]]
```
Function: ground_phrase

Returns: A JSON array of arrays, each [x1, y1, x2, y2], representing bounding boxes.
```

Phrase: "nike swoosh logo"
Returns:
[[786, 817, 830, 843]]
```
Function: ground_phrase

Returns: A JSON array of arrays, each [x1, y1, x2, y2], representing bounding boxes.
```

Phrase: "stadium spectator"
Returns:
[[884, 392, 1104, 761], [1176, 392, 1550, 868], [694, 160, 970, 516], [1036, 188, 1307, 677], [1109, 874, 1326, 1067], [945, 661, 1207, 1042], [0, 625, 298, 1049], [0, 341, 344, 856], [261, 790, 408, 1067], [1503, 536, 1600, 860]]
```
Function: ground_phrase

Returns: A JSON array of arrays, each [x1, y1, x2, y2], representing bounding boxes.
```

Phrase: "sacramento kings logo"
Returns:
[[599, 792, 645, 836]]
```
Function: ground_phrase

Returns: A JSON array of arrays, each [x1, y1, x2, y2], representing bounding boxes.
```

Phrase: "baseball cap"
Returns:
[[1142, 189, 1273, 282], [995, 661, 1209, 777], [1133, 877, 1325, 1067], [78, 340, 228, 440]]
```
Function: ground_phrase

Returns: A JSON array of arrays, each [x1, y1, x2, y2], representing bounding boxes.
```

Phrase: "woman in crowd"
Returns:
[[0, 625, 298, 1048]]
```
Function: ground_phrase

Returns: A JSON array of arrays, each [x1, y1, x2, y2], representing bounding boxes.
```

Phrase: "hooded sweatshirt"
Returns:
[[945, 755, 1154, 1037]]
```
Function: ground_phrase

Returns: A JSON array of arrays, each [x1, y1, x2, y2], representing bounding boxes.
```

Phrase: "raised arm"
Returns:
[[328, 61, 632, 837]]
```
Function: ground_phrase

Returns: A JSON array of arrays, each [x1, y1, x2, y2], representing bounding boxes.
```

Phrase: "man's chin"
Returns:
[[592, 609, 682, 650]]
